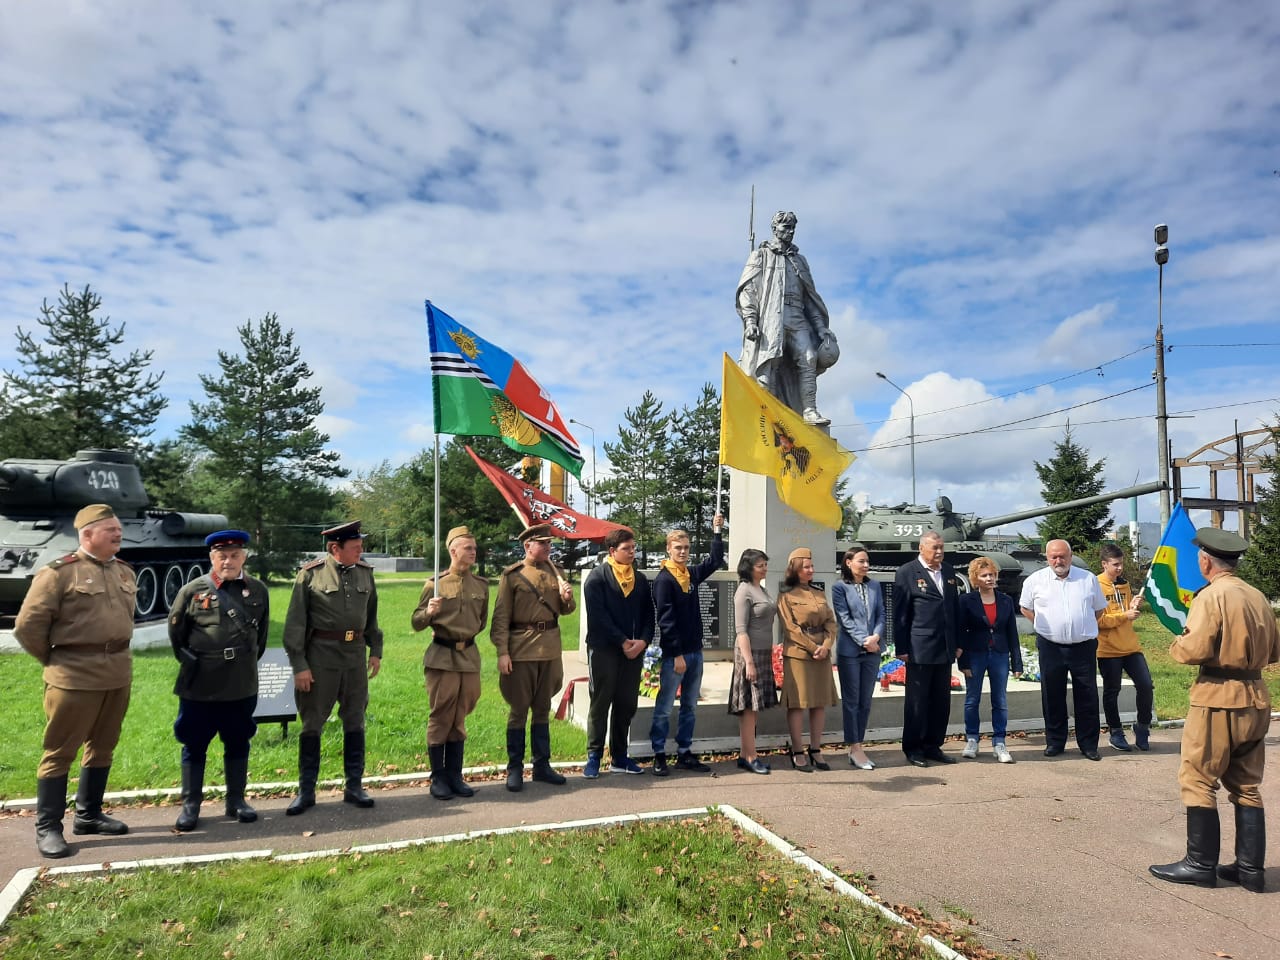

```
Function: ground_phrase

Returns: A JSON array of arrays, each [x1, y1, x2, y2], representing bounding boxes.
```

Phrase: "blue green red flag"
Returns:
[[425, 301, 584, 478], [1143, 502, 1207, 634]]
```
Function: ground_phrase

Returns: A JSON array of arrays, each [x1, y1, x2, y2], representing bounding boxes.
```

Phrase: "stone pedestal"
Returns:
[[727, 468, 837, 587]]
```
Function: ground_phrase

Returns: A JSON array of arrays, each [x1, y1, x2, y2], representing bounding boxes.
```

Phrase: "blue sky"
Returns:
[[2, 0, 1278, 535]]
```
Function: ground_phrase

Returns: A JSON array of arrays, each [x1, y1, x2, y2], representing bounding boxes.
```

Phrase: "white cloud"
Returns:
[[0, 0, 1276, 531]]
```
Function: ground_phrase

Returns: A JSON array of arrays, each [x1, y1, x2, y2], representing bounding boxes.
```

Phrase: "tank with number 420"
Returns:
[[0, 449, 229, 622]]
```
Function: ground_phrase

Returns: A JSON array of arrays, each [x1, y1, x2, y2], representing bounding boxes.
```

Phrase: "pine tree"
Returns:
[[1034, 425, 1111, 547], [0, 285, 166, 457], [1238, 422, 1280, 599], [181, 313, 345, 577], [596, 391, 670, 562], [664, 383, 725, 553]]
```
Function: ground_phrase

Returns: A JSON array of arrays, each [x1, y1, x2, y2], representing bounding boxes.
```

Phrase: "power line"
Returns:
[[848, 343, 1154, 430], [854, 382, 1154, 453], [857, 391, 1280, 450]]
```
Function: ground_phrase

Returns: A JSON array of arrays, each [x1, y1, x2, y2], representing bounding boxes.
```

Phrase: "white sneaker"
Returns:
[[962, 738, 979, 759], [993, 743, 1014, 764]]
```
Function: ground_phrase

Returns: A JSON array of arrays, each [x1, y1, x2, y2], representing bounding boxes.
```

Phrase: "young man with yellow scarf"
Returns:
[[583, 528, 654, 778], [649, 514, 725, 776]]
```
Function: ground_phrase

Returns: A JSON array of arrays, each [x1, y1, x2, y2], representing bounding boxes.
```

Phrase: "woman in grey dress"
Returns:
[[729, 548, 778, 775]]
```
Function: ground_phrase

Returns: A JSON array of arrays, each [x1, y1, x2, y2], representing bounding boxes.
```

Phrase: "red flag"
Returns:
[[466, 446, 631, 541]]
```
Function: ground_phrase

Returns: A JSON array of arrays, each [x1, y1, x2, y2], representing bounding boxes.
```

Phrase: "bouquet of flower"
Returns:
[[640, 643, 664, 696]]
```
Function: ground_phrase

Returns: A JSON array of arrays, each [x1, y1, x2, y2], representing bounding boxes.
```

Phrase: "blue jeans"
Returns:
[[963, 649, 1010, 740], [649, 651, 703, 754]]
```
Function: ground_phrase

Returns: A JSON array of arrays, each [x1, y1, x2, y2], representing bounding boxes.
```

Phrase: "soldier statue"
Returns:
[[736, 210, 839, 425]]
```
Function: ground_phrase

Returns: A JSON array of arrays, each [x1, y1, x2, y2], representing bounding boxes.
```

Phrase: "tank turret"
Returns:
[[846, 481, 1168, 597], [1, 449, 229, 621]]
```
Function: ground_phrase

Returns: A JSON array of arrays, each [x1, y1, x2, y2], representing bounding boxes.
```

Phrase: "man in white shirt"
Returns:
[[1019, 540, 1107, 760]]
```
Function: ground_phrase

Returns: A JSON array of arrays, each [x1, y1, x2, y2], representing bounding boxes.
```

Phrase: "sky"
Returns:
[[2, 0, 1278, 540]]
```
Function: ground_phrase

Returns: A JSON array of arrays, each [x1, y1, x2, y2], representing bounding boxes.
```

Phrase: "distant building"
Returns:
[[1108, 521, 1160, 562]]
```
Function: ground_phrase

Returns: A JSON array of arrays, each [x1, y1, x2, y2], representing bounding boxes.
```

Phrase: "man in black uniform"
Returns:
[[283, 520, 383, 815], [167, 529, 270, 831]]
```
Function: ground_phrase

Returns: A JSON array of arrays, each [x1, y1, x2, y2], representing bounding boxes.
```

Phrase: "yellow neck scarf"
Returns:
[[661, 559, 691, 593], [606, 556, 635, 597]]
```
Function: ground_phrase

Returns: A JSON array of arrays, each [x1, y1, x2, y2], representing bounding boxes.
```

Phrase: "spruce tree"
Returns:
[[0, 284, 166, 457], [596, 391, 670, 562], [665, 383, 724, 553], [1034, 425, 1111, 547], [1237, 422, 1280, 599], [182, 313, 345, 577]]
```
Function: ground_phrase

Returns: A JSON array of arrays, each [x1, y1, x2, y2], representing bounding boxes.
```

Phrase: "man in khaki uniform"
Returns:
[[491, 523, 575, 792], [282, 520, 383, 815], [15, 503, 135, 858], [1150, 528, 1280, 891], [411, 525, 489, 800]]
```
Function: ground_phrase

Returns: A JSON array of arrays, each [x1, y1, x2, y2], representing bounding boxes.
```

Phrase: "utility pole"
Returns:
[[1154, 224, 1171, 526]]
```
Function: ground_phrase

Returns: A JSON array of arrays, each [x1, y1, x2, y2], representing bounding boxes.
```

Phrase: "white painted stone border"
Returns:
[[717, 804, 968, 960], [0, 804, 968, 958]]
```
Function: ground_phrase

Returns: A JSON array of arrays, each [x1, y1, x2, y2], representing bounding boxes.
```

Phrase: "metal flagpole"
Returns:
[[433, 434, 441, 597]]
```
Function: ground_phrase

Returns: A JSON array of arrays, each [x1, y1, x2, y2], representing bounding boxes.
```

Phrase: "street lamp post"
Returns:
[[1154, 225, 1171, 526], [875, 371, 916, 504], [569, 417, 597, 517]]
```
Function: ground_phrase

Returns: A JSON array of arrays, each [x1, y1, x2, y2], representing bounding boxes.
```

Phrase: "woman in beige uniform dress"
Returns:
[[776, 547, 838, 772]]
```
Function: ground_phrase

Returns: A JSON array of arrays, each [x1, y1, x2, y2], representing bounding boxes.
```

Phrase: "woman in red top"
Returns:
[[957, 557, 1023, 763]]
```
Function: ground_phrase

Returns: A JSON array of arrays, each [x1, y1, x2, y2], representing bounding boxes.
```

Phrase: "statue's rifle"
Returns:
[[748, 184, 756, 251]]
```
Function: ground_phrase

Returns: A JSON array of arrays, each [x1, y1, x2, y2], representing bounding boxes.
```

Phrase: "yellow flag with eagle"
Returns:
[[719, 353, 855, 529]]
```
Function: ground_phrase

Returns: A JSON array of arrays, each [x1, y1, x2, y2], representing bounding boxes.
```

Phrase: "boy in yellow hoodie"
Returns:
[[1096, 544, 1155, 750]]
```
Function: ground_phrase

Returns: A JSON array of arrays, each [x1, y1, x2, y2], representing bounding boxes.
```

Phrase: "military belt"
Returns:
[[800, 626, 826, 635], [432, 634, 477, 651], [1199, 665, 1263, 681], [312, 628, 363, 642], [60, 640, 130, 654], [511, 620, 556, 632]]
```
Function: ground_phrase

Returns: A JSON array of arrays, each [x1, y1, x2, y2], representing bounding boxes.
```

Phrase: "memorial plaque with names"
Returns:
[[254, 648, 297, 732]]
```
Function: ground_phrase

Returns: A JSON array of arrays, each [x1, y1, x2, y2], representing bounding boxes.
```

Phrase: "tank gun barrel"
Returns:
[[0, 463, 32, 485], [968, 481, 1168, 538]]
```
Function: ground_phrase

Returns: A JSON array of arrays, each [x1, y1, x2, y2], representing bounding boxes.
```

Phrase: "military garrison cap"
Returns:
[[206, 529, 250, 549], [518, 523, 554, 543], [1192, 527, 1249, 561], [446, 525, 474, 548], [73, 503, 116, 530], [787, 547, 812, 563], [321, 520, 367, 543]]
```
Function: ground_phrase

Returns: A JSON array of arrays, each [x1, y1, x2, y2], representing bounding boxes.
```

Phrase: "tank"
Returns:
[[0, 449, 229, 622], [847, 481, 1168, 599]]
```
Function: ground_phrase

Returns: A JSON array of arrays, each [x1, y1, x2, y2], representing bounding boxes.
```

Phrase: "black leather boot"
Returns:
[[1218, 804, 1266, 892], [445, 740, 475, 798], [72, 766, 128, 835], [175, 761, 204, 832], [506, 728, 525, 792], [224, 755, 257, 823], [530, 723, 566, 785], [342, 730, 375, 807], [35, 776, 70, 859], [1150, 806, 1219, 887], [286, 733, 321, 816], [428, 743, 454, 800]]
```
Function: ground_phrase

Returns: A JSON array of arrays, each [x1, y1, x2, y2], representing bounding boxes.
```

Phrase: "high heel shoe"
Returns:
[[789, 752, 813, 772], [848, 752, 875, 770], [807, 748, 830, 771]]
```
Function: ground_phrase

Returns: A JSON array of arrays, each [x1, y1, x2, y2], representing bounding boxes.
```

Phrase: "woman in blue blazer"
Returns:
[[832, 547, 885, 769], [957, 556, 1023, 763]]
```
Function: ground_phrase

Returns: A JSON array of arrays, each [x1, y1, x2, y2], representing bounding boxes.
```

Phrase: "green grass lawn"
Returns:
[[0, 580, 587, 800], [0, 814, 946, 960]]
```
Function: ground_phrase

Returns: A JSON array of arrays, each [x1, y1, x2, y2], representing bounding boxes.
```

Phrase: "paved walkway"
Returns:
[[1, 726, 1277, 960]]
